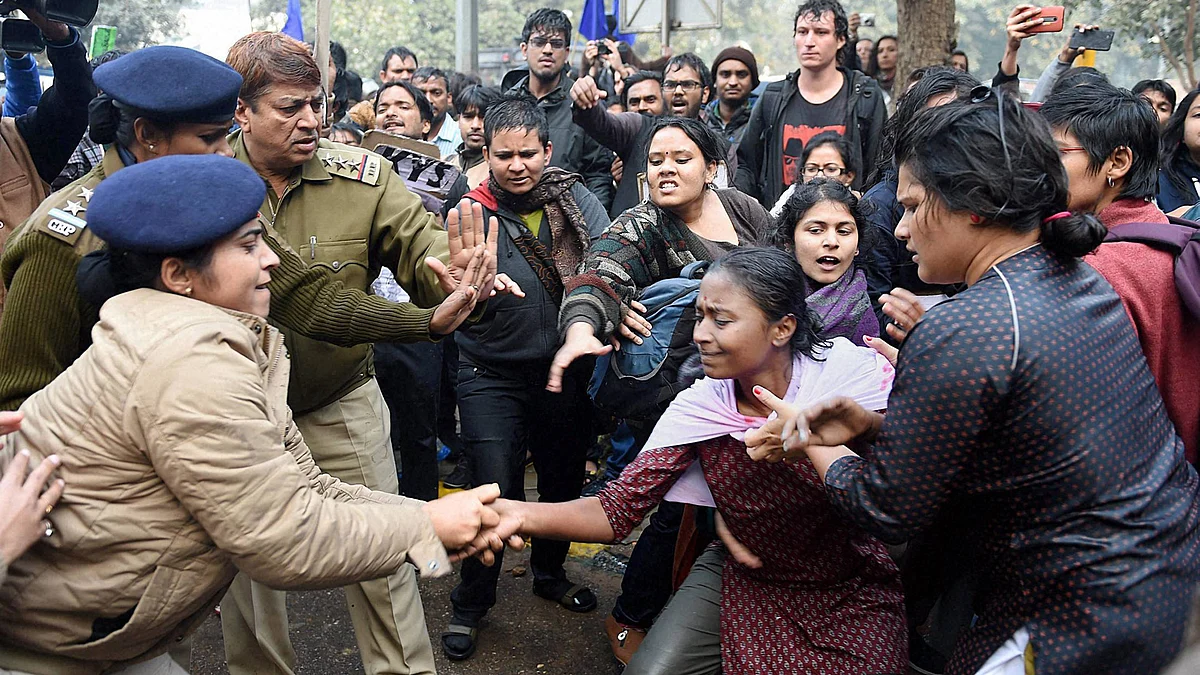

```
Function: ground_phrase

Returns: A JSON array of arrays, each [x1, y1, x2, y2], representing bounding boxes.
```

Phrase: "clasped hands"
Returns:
[[421, 484, 526, 566]]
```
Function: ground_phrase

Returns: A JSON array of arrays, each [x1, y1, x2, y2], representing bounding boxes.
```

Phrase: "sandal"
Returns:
[[440, 621, 479, 661], [532, 580, 598, 613]]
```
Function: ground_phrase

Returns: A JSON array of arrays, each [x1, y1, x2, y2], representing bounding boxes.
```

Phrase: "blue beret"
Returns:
[[89, 155, 266, 254], [93, 46, 243, 122]]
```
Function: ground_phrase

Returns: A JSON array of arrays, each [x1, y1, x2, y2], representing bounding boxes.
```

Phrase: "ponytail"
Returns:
[[87, 97, 172, 151], [1039, 211, 1107, 259]]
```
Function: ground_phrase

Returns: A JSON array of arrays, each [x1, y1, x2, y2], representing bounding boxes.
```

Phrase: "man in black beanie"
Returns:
[[706, 46, 759, 151]]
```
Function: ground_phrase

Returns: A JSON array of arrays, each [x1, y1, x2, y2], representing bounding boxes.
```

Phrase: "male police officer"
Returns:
[[224, 32, 492, 675]]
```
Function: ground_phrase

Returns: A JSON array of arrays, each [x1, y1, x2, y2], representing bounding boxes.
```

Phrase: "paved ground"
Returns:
[[189, 464, 633, 675]]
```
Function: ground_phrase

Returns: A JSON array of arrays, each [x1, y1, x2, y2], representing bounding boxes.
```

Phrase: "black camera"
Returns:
[[0, 0, 99, 53]]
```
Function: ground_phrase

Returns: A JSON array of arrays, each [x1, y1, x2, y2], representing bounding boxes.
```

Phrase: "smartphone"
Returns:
[[1027, 5, 1065, 33], [860, 13, 876, 27], [1069, 28, 1114, 51]]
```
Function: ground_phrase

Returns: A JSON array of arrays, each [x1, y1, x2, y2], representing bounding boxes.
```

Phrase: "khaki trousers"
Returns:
[[220, 378, 436, 675]]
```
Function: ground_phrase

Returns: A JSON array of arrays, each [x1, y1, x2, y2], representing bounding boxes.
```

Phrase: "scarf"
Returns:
[[806, 266, 879, 345], [655, 338, 896, 507], [487, 167, 590, 303], [1097, 198, 1169, 228]]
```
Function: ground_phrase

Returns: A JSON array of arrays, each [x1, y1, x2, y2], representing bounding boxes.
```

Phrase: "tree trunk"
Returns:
[[896, 0, 957, 87]]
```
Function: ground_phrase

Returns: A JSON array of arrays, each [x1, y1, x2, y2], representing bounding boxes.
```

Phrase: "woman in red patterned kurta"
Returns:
[[493, 248, 907, 673]]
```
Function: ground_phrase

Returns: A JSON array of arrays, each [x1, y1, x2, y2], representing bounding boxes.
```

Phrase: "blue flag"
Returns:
[[579, 0, 634, 43], [579, 0, 607, 41], [282, 0, 304, 41]]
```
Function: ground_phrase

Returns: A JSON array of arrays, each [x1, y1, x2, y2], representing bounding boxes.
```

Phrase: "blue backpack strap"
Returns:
[[680, 260, 710, 279]]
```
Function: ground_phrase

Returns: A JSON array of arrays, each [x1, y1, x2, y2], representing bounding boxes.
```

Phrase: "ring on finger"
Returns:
[[41, 518, 54, 538]]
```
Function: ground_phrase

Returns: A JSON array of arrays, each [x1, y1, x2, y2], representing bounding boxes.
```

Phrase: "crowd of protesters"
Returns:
[[0, 1, 1199, 674]]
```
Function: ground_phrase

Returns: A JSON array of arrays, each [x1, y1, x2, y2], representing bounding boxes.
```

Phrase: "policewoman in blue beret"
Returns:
[[0, 155, 515, 675], [0, 45, 493, 413]]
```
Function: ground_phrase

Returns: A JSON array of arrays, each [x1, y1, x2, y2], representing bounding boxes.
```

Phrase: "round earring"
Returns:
[[854, 250, 860, 257], [148, 144, 156, 152], [1106, 176, 1115, 188], [184, 287, 192, 296]]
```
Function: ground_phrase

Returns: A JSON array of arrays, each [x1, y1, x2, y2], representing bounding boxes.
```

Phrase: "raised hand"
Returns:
[[429, 242, 490, 336], [1060, 24, 1100, 64], [1006, 4, 1045, 46], [429, 200, 513, 298], [569, 76, 607, 110], [547, 322, 613, 393]]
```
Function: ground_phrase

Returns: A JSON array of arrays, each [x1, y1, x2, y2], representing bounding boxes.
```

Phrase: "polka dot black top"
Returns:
[[825, 244, 1200, 675]]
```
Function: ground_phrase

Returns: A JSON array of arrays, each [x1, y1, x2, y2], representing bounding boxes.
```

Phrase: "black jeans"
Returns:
[[450, 360, 592, 622], [611, 418, 679, 629], [373, 341, 442, 502], [437, 339, 462, 457]]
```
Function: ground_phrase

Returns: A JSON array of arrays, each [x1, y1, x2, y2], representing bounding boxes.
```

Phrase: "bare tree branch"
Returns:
[[1180, 0, 1190, 87], [1153, 19, 1192, 89]]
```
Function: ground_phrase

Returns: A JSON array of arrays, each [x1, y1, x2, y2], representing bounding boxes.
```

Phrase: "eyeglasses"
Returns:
[[1057, 146, 1087, 156], [529, 36, 568, 50], [663, 79, 703, 92], [802, 163, 846, 177]]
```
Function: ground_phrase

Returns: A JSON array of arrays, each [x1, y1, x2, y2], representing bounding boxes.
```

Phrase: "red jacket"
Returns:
[[1088, 199, 1200, 463]]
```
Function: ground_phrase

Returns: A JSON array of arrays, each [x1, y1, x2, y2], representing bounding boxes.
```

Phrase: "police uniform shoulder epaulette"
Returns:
[[317, 145, 383, 187], [35, 184, 96, 246]]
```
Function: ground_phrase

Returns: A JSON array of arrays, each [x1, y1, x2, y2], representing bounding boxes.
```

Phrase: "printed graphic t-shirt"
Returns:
[[780, 81, 848, 186]]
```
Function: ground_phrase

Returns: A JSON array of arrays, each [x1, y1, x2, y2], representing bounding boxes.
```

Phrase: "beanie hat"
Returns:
[[711, 46, 759, 89]]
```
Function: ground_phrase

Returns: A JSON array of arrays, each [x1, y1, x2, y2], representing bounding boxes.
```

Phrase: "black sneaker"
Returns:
[[442, 458, 472, 490]]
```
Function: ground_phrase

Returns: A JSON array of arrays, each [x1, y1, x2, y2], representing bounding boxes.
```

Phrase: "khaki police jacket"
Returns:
[[231, 132, 450, 413], [0, 289, 448, 675]]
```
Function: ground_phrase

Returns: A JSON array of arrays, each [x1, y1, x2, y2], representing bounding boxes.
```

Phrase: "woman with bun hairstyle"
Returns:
[[747, 89, 1200, 674]]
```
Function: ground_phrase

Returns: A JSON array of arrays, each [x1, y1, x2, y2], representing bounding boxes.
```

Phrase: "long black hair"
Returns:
[[895, 90, 1106, 259], [706, 247, 830, 359], [866, 35, 897, 79], [1161, 88, 1200, 197]]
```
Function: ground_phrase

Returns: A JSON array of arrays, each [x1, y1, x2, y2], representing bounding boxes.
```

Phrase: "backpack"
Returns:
[[587, 261, 709, 422], [1104, 216, 1200, 322]]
